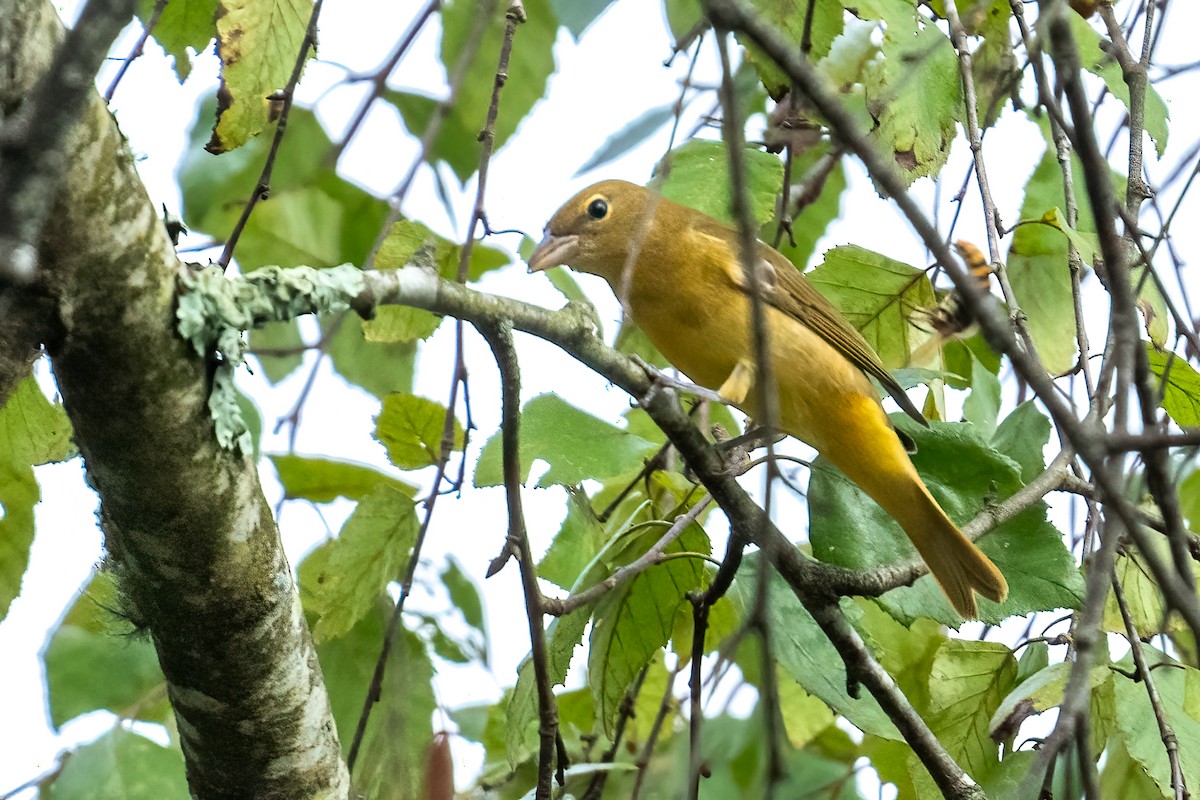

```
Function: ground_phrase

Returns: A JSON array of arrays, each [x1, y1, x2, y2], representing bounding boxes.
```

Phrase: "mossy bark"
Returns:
[[0, 1, 349, 796]]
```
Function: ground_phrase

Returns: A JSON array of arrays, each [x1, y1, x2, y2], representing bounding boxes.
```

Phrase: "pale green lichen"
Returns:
[[176, 264, 367, 453]]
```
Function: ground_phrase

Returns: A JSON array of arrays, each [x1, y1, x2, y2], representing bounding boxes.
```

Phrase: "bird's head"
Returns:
[[527, 180, 657, 284]]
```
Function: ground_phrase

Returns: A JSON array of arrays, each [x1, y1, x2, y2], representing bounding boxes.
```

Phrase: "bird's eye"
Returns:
[[587, 198, 608, 220]]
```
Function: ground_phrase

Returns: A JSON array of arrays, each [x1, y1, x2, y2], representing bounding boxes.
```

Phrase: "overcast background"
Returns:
[[2, 0, 1198, 795]]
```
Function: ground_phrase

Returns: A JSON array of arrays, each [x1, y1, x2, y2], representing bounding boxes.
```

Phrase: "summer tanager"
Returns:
[[528, 179, 1008, 618]]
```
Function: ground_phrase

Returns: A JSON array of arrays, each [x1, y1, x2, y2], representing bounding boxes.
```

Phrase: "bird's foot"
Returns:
[[631, 356, 724, 405], [717, 358, 756, 405], [718, 424, 787, 455]]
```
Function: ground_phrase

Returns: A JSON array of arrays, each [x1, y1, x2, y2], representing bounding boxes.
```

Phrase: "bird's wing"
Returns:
[[694, 222, 927, 427]]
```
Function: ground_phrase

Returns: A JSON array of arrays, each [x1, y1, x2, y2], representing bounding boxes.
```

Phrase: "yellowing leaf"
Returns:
[[207, 0, 314, 153], [860, 2, 962, 182]]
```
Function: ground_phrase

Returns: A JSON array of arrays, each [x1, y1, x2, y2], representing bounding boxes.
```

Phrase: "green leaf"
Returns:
[[988, 661, 1111, 744], [508, 490, 699, 765], [312, 597, 436, 796], [990, 401, 1051, 485], [47, 728, 188, 800], [958, 0, 1019, 128], [736, 0, 844, 98], [441, 557, 486, 639], [248, 319, 304, 384], [806, 245, 937, 370], [305, 485, 418, 641], [374, 393, 465, 470], [1112, 656, 1200, 797], [43, 570, 169, 728], [733, 558, 902, 740], [1101, 738, 1172, 800], [962, 352, 1001, 436], [589, 519, 711, 733], [1006, 117, 1126, 375], [0, 463, 37, 623], [1134, 264, 1171, 348], [362, 306, 442, 344], [663, 0, 702, 44], [270, 453, 417, 503], [239, 183, 390, 272], [1181, 468, 1200, 531], [0, 378, 72, 621], [1071, 12, 1169, 157], [0, 376, 74, 465], [921, 639, 1018, 784], [1015, 639, 1050, 685], [538, 486, 611, 590], [473, 393, 657, 487], [1145, 344, 1200, 428], [507, 604, 593, 766], [138, 0, 218, 81], [651, 139, 785, 227], [576, 104, 676, 176], [820, 16, 879, 90], [181, 102, 389, 269], [1007, 217, 1077, 376], [1102, 537, 1191, 637], [374, 219, 431, 269], [393, 0, 557, 181], [326, 313, 416, 399], [1037, 206, 1099, 264], [548, 0, 614, 38], [860, 2, 962, 182], [207, 0, 314, 153], [810, 420, 1084, 625]]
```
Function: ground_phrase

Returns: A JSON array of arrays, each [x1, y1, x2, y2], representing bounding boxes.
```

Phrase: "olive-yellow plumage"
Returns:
[[529, 179, 1008, 618]]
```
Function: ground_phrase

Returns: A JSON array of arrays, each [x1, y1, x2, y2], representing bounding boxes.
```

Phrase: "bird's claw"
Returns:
[[631, 355, 724, 405]]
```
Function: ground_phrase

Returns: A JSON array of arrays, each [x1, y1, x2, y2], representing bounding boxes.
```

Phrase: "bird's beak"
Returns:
[[527, 232, 579, 273]]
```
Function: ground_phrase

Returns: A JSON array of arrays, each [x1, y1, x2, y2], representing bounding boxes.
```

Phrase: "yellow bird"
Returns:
[[528, 179, 1008, 618]]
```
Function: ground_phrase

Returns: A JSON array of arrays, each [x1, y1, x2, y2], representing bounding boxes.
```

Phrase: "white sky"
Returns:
[[3, 0, 1200, 795]]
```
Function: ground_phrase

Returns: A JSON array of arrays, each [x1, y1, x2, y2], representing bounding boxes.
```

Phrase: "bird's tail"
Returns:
[[892, 482, 1008, 619]]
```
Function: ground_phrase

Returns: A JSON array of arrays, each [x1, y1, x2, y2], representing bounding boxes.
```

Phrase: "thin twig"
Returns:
[[749, 550, 784, 796], [330, 0, 440, 163], [1098, 2, 1156, 215], [705, 0, 1200, 642], [104, 0, 166, 101], [477, 319, 560, 797], [217, 0, 323, 269], [581, 669, 648, 800], [686, 595, 709, 800], [543, 496, 713, 616], [368, 0, 498, 265], [1112, 576, 1188, 800], [942, 1, 1004, 267], [345, 348, 466, 773]]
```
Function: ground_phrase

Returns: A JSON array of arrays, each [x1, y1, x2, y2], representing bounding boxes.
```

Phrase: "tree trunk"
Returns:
[[0, 1, 349, 796]]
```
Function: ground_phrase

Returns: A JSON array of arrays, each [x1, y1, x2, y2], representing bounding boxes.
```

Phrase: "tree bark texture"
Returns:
[[0, 1, 350, 796]]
